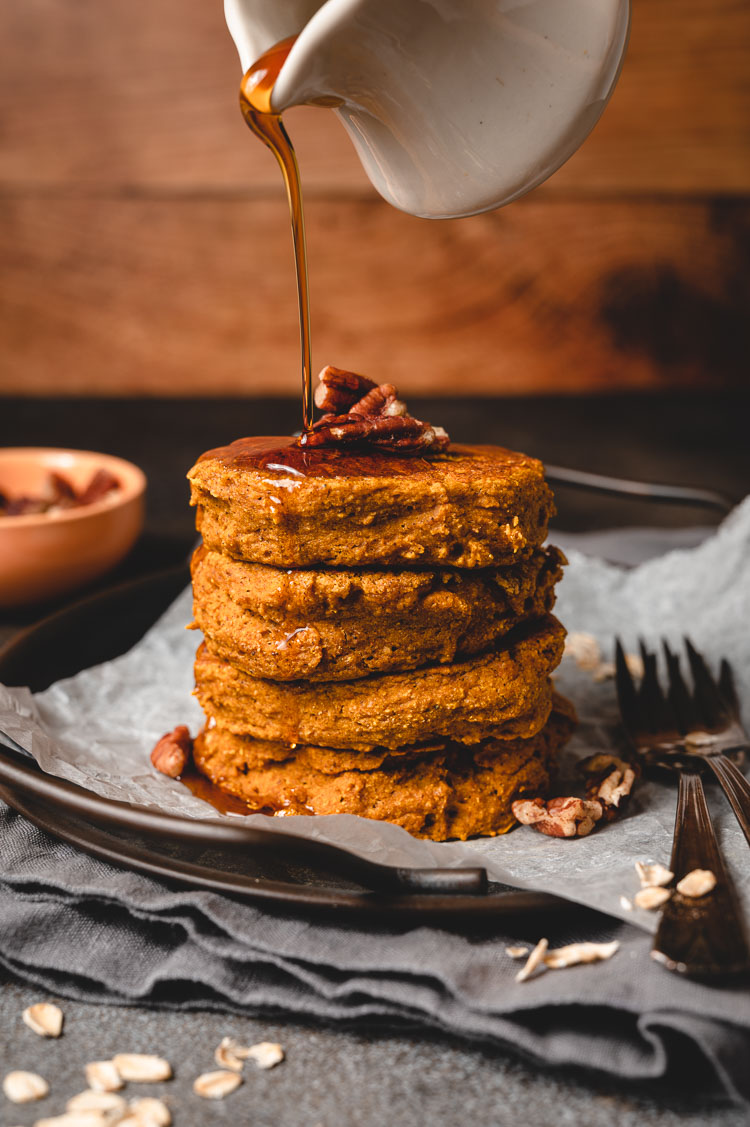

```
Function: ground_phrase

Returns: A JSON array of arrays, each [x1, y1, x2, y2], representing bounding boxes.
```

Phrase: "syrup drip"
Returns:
[[239, 37, 313, 432], [181, 765, 313, 819], [181, 765, 263, 815]]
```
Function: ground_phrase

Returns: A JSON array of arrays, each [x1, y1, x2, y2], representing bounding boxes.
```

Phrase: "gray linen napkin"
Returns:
[[1, 804, 749, 1103]]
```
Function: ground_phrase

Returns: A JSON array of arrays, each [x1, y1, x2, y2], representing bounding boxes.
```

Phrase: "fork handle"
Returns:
[[652, 768, 750, 977], [706, 754, 750, 848]]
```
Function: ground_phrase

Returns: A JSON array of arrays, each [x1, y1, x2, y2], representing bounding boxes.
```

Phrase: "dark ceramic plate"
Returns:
[[0, 567, 572, 921]]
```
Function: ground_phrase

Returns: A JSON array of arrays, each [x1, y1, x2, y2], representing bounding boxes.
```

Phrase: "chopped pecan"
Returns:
[[512, 795, 604, 838], [313, 365, 376, 413], [512, 756, 638, 840], [150, 725, 193, 777], [578, 753, 639, 822]]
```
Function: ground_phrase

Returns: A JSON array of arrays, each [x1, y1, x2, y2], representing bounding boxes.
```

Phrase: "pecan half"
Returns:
[[49, 471, 80, 508], [303, 415, 426, 449], [349, 383, 407, 418], [150, 725, 193, 777], [309, 412, 353, 430], [313, 365, 376, 413], [77, 467, 121, 505], [511, 795, 604, 838]]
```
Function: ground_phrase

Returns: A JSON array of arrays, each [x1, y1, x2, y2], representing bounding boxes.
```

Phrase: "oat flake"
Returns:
[[22, 1002, 64, 1039], [2, 1069, 49, 1103], [193, 1070, 243, 1099]]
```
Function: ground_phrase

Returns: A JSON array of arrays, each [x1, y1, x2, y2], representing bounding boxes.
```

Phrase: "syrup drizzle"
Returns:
[[196, 434, 500, 480], [181, 765, 262, 815], [239, 37, 313, 432], [181, 764, 314, 819]]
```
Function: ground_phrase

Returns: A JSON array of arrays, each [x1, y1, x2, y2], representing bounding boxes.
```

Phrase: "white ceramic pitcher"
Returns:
[[225, 0, 630, 219]]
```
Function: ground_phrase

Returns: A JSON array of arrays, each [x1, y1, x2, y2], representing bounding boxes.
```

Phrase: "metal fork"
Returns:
[[615, 638, 750, 978]]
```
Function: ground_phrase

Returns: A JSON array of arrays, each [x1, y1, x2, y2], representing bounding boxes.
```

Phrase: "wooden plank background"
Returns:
[[0, 0, 748, 396]]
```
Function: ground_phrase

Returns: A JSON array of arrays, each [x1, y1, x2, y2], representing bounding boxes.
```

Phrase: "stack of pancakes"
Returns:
[[187, 437, 573, 841]]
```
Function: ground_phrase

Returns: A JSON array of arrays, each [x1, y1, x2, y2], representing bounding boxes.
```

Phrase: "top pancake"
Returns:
[[188, 437, 554, 568]]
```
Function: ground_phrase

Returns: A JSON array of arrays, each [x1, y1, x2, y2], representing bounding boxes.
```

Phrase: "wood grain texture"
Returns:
[[0, 0, 368, 194], [553, 0, 750, 195], [1, 197, 746, 396], [0, 0, 747, 396], [0, 0, 747, 195]]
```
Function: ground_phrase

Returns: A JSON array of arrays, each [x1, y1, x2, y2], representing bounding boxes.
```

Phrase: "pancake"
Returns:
[[188, 437, 554, 568], [193, 615, 565, 751], [191, 544, 564, 681], [192, 695, 576, 841]]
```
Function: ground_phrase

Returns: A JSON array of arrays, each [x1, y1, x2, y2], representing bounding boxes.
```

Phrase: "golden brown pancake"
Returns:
[[190, 544, 564, 681], [188, 437, 554, 568], [192, 695, 576, 841], [194, 615, 565, 752]]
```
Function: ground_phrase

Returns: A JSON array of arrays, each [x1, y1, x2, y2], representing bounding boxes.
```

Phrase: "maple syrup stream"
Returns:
[[178, 42, 323, 816], [239, 36, 313, 433], [180, 45, 317, 815]]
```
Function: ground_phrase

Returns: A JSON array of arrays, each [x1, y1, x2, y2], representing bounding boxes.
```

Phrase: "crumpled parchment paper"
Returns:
[[2, 498, 749, 933]]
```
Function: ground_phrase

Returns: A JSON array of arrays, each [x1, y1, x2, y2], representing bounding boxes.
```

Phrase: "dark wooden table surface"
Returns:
[[0, 393, 748, 1125]]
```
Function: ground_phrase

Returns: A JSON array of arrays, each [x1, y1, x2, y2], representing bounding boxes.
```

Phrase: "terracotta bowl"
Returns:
[[0, 448, 146, 608]]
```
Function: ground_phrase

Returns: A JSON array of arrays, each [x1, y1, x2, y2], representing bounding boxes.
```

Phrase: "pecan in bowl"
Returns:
[[299, 366, 450, 454]]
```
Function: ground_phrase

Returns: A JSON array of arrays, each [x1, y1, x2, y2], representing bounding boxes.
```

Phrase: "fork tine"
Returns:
[[662, 640, 697, 734], [615, 638, 640, 734], [684, 637, 729, 728], [637, 639, 671, 732], [718, 658, 741, 720]]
